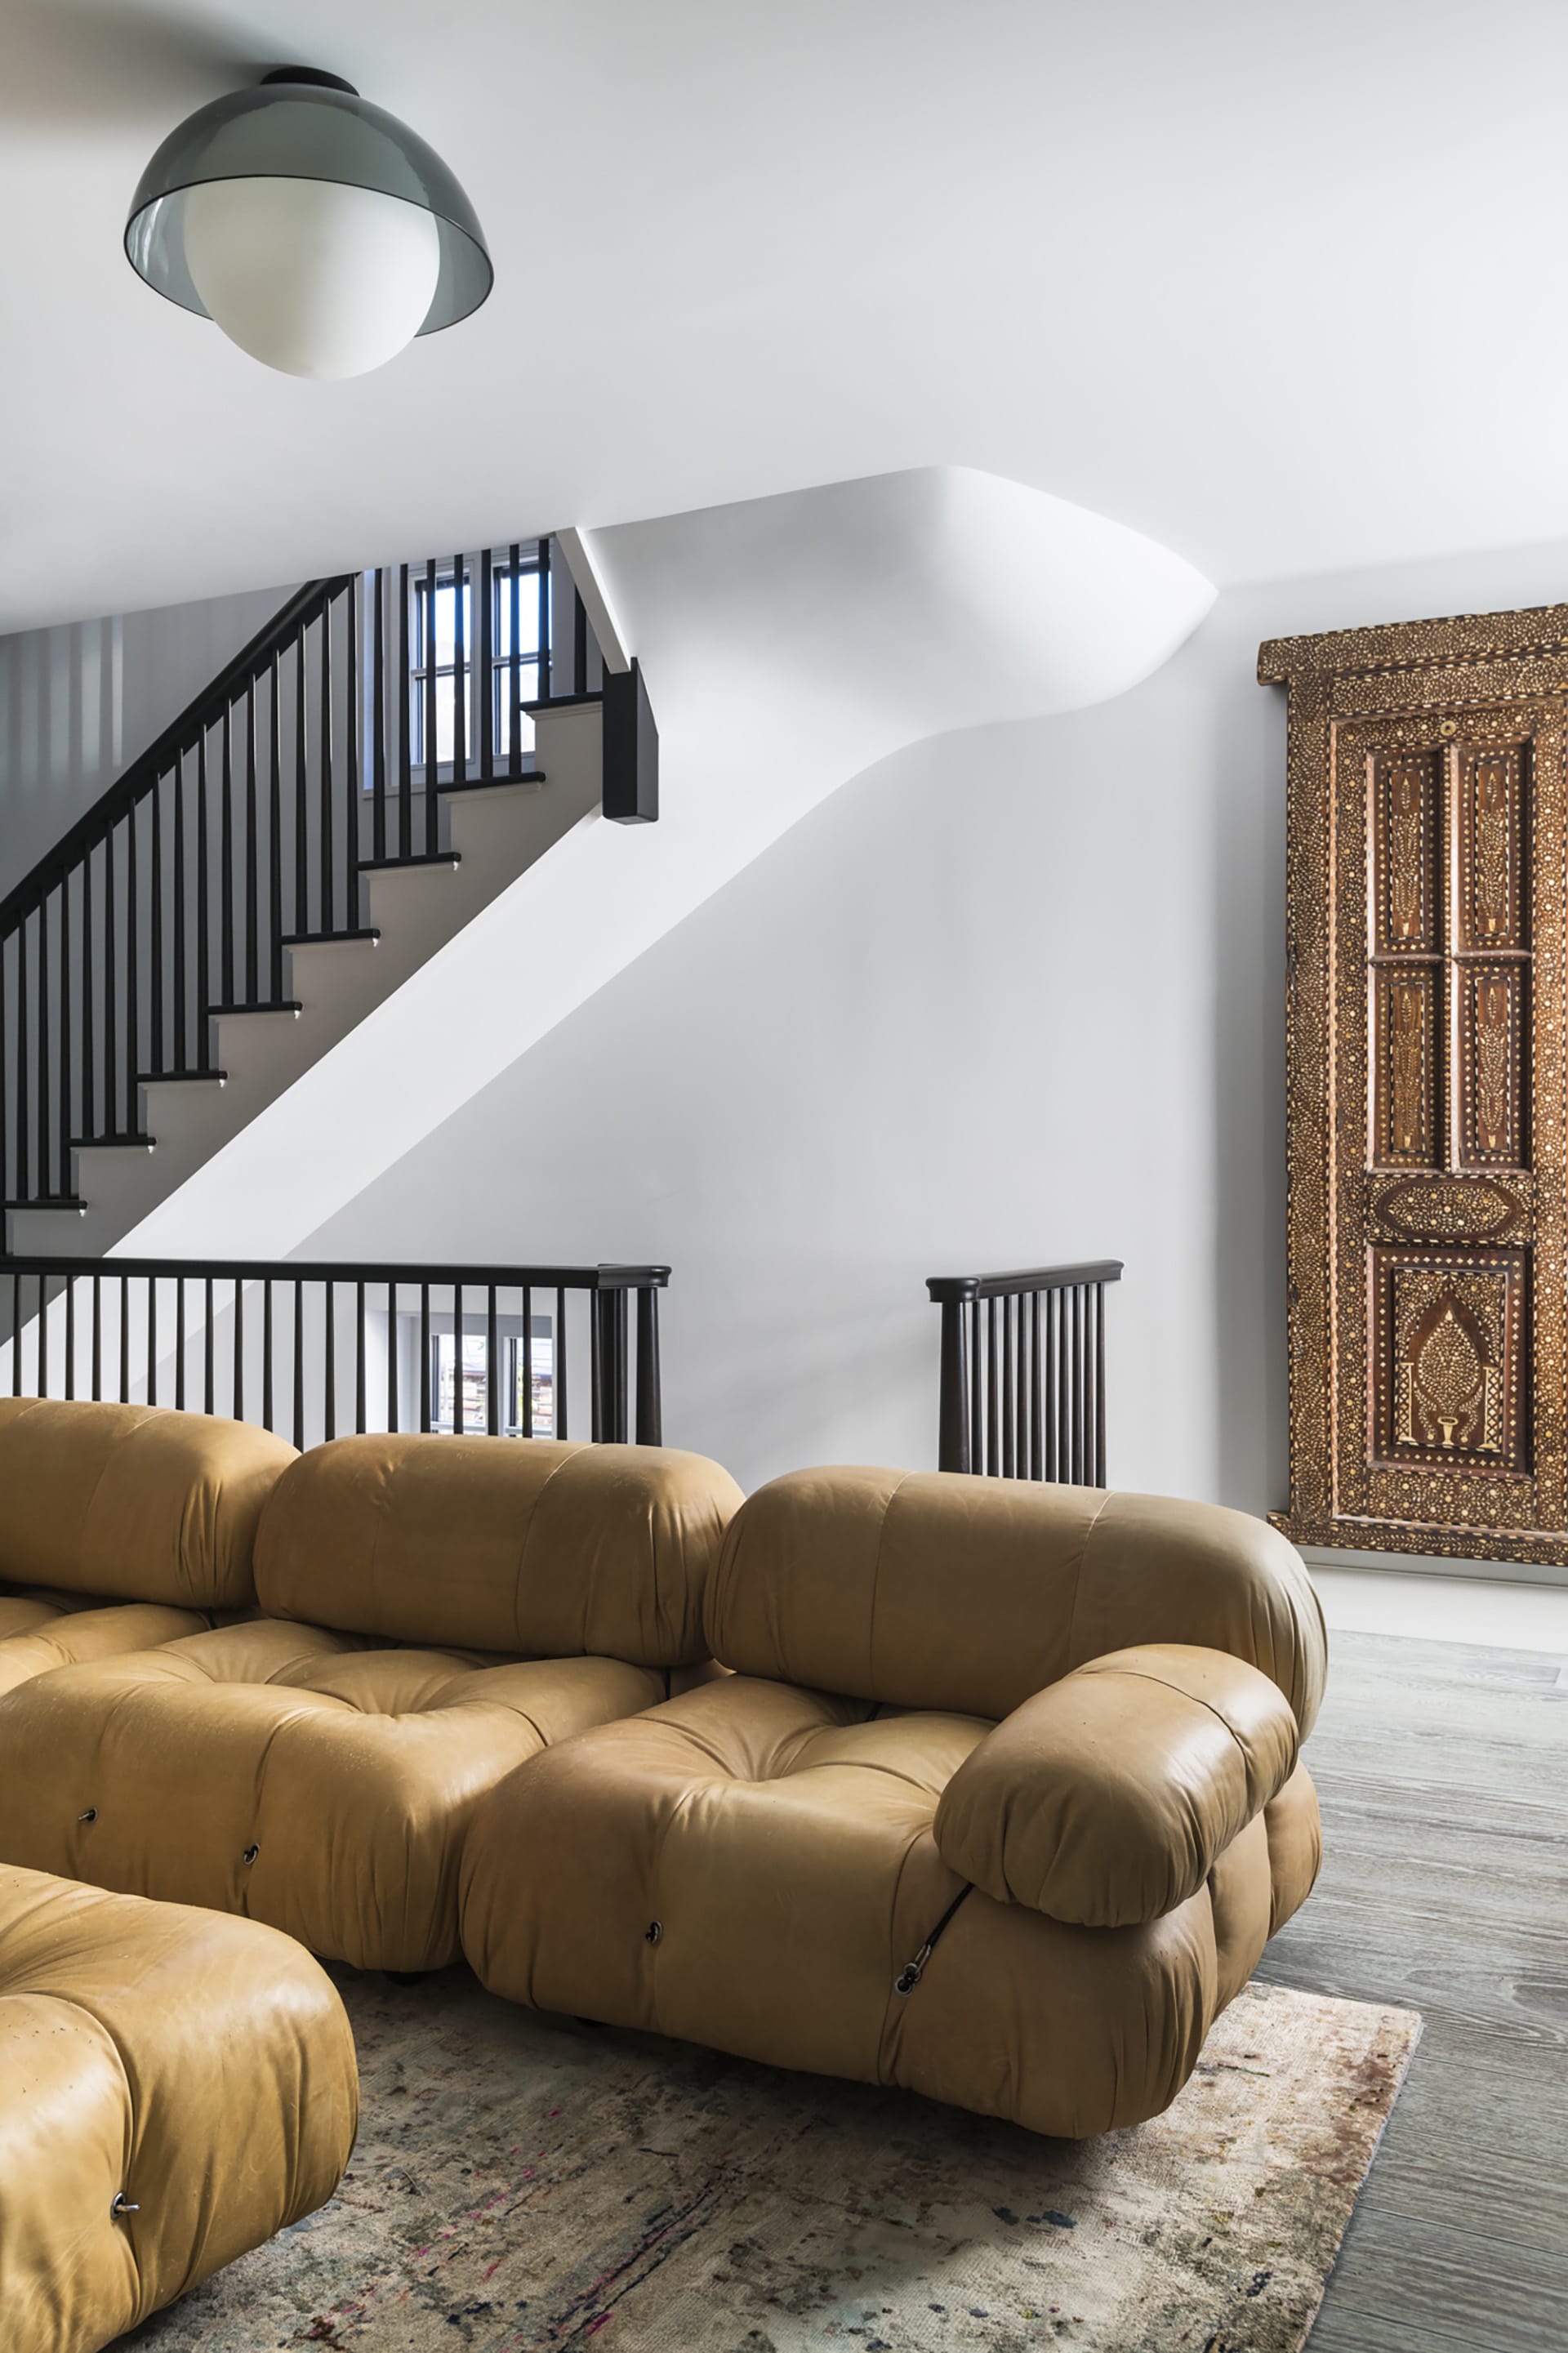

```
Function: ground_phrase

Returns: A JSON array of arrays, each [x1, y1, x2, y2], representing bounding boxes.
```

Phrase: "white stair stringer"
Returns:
[[111, 465, 1216, 1263], [5, 702, 603, 1259]]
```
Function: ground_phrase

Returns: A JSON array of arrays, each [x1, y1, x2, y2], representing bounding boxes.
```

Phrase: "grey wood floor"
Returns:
[[1255, 1630, 1568, 2352]]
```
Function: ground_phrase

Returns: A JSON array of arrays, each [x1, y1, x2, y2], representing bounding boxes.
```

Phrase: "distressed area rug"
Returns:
[[123, 1968, 1419, 2353]]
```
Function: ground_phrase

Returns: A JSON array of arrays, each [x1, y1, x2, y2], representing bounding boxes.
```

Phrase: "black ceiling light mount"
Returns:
[[125, 65, 493, 380]]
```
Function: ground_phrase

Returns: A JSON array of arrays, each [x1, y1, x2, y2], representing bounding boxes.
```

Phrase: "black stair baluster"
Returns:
[[118, 1272, 129, 1403], [295, 626, 310, 937], [244, 689, 259, 1002], [151, 782, 164, 1075], [486, 1282, 498, 1435], [176, 1277, 185, 1410], [81, 846, 95, 1138], [320, 604, 334, 934], [324, 1280, 336, 1442], [555, 1285, 567, 1438], [398, 565, 412, 857], [387, 1280, 399, 1434], [355, 1278, 366, 1433], [1095, 1279, 1107, 1486], [124, 805, 139, 1134], [220, 703, 234, 1005], [537, 538, 550, 702], [59, 876, 72, 1190], [195, 733, 210, 1069], [509, 545, 521, 773], [203, 1275, 214, 1413], [269, 659, 283, 997], [172, 753, 187, 1073], [522, 1284, 533, 1438], [344, 584, 359, 925], [8, 1269, 18, 1395], [146, 1273, 158, 1406], [103, 823, 118, 1132], [234, 1276, 244, 1421], [423, 559, 438, 854], [65, 1275, 76, 1401], [262, 1280, 274, 1431], [91, 1272, 102, 1401], [452, 553, 466, 787], [38, 893, 51, 1193], [479, 549, 493, 785], [372, 570, 387, 863], [452, 1281, 463, 1434]]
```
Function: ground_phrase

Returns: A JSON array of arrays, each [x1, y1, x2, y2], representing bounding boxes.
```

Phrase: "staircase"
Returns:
[[0, 539, 654, 1261]]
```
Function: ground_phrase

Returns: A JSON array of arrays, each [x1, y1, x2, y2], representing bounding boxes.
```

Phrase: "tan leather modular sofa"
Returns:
[[461, 1468, 1327, 2137], [0, 1433, 742, 1972], [0, 1397, 296, 1696], [0, 1862, 356, 2353]]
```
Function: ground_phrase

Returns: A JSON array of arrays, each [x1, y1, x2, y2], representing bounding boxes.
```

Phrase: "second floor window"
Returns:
[[410, 558, 548, 773]]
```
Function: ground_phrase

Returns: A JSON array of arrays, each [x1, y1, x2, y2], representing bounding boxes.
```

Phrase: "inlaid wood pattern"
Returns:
[[1374, 966, 1440, 1165], [1372, 751, 1439, 953], [1263, 603, 1567, 1566]]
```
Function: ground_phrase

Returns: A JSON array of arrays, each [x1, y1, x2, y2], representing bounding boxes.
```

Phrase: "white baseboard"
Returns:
[[1308, 1562, 1568, 1655], [1299, 1541, 1568, 1591]]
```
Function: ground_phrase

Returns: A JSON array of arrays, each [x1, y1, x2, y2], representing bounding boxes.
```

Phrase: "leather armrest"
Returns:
[[932, 1642, 1302, 1927]]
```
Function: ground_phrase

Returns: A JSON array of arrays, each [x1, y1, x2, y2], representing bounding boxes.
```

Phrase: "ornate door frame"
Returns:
[[1262, 604, 1568, 1566]]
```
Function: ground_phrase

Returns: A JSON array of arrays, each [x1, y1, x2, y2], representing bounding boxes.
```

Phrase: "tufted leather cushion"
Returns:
[[460, 1674, 1324, 2138], [707, 1468, 1327, 1731], [0, 1398, 296, 1610], [0, 1619, 674, 1971], [932, 1643, 1303, 1926], [0, 1862, 356, 2353], [255, 1434, 742, 1661], [0, 1600, 212, 1701]]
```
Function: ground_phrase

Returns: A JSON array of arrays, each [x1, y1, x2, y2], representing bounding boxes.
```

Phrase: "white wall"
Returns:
[[299, 537, 1568, 1504], [0, 581, 294, 897]]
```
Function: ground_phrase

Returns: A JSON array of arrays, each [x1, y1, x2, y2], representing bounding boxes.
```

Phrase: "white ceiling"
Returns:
[[4, 0, 1566, 632]]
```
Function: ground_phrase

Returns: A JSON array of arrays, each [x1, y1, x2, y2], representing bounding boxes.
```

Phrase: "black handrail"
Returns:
[[1, 1255, 666, 1450], [927, 1259, 1123, 1482], [0, 579, 349, 941]]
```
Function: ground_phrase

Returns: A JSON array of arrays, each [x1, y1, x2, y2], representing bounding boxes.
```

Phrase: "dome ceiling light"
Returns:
[[125, 66, 492, 381]]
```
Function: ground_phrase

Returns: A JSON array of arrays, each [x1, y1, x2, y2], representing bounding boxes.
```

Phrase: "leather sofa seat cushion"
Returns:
[[708, 1468, 1326, 1731], [0, 1597, 210, 1700], [256, 1435, 742, 1661], [0, 1862, 356, 2353], [460, 1675, 1324, 2137], [933, 1643, 1302, 1927], [0, 1619, 670, 1970], [0, 1398, 296, 1610]]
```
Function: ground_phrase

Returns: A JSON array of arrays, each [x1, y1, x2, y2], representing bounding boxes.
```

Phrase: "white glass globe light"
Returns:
[[182, 176, 443, 380]]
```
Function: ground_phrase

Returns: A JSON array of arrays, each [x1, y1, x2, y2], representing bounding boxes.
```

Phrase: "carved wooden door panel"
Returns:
[[1261, 608, 1568, 1567]]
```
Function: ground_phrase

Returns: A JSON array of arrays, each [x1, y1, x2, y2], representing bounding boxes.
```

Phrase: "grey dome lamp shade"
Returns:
[[125, 67, 492, 381]]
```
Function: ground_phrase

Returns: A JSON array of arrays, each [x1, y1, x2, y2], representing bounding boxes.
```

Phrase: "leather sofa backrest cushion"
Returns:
[[254, 1435, 743, 1664], [0, 1399, 297, 1611], [707, 1467, 1327, 1733]]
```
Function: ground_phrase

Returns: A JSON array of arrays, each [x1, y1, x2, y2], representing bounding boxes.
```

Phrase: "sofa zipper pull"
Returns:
[[895, 1941, 934, 1996], [893, 1884, 973, 1997]]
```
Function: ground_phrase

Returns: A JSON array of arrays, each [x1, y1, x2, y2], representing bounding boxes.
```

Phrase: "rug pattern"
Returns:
[[124, 1969, 1420, 2353]]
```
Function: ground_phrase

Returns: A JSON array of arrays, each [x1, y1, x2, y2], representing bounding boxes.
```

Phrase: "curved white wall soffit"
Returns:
[[122, 468, 1213, 1259]]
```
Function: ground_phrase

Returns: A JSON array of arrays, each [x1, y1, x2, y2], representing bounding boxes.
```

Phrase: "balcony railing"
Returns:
[[927, 1260, 1122, 1483], [0, 1255, 666, 1452]]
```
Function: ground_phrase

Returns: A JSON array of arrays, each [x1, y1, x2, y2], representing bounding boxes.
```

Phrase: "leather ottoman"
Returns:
[[0, 1863, 357, 2353]]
